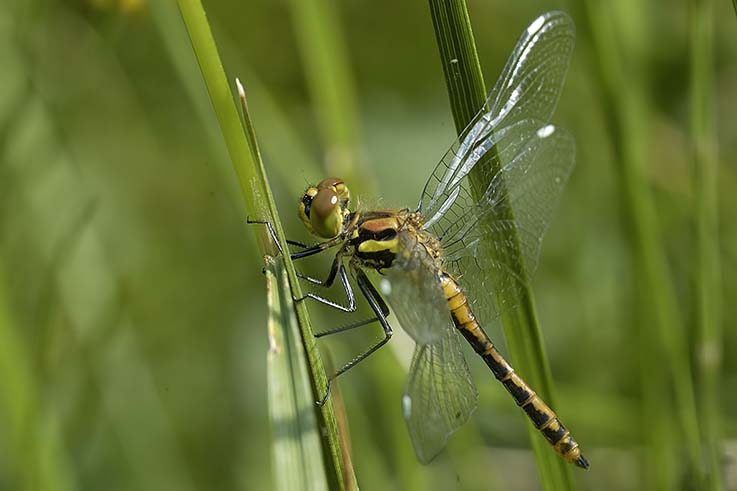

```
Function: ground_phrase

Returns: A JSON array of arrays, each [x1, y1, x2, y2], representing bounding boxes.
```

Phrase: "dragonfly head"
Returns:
[[298, 177, 351, 238]]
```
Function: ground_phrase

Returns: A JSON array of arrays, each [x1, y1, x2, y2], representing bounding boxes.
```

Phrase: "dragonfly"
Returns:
[[256, 11, 588, 469]]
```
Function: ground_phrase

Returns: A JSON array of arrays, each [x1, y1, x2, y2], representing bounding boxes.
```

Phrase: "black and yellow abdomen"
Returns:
[[439, 272, 589, 469]]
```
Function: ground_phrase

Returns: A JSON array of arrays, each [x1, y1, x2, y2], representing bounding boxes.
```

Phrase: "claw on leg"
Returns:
[[316, 378, 333, 407]]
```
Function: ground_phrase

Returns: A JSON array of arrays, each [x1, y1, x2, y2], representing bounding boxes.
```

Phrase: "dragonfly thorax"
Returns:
[[349, 210, 442, 273], [351, 213, 403, 271]]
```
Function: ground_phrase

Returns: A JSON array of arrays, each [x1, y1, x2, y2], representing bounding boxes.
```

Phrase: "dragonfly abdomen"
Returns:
[[438, 272, 589, 469]]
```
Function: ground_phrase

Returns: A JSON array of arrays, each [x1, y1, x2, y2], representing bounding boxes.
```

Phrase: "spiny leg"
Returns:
[[295, 250, 343, 287], [248, 218, 349, 295], [295, 259, 356, 313], [317, 268, 393, 406], [246, 218, 308, 253], [248, 218, 359, 313], [314, 292, 390, 338], [246, 217, 341, 259], [314, 317, 378, 338]]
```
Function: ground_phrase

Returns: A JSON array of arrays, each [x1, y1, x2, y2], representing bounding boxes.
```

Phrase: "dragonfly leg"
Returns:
[[296, 252, 342, 287], [316, 268, 393, 406], [295, 260, 356, 312], [312, 274, 390, 335], [314, 316, 380, 338], [246, 218, 337, 257]]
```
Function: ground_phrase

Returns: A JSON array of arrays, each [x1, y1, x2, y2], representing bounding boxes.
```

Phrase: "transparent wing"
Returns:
[[402, 329, 478, 464], [382, 231, 450, 345], [419, 11, 574, 221], [437, 122, 575, 327], [383, 233, 477, 462]]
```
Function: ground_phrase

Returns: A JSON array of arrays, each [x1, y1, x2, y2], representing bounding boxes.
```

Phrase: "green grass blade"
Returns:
[[174, 0, 269, 239], [285, 0, 367, 188], [148, 0, 324, 201], [265, 258, 330, 490], [580, 1, 704, 487], [174, 1, 356, 488], [236, 80, 357, 489], [426, 2, 575, 489], [427, 0, 486, 130], [689, 0, 723, 489], [0, 266, 74, 491]]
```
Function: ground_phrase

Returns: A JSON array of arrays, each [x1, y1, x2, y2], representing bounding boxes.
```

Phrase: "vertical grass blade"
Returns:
[[427, 2, 574, 489], [285, 0, 367, 188], [265, 258, 330, 490], [689, 0, 723, 488], [580, 1, 704, 487], [174, 1, 356, 488], [0, 267, 74, 491]]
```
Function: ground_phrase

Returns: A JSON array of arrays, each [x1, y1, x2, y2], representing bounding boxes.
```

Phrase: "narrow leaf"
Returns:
[[174, 0, 356, 487]]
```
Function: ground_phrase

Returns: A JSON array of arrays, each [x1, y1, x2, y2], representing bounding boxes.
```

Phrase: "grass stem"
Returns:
[[427, 2, 575, 489], [175, 0, 356, 487], [689, 0, 722, 488], [285, 0, 368, 189]]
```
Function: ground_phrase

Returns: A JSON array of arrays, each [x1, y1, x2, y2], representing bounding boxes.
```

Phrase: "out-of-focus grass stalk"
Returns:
[[286, 0, 370, 191], [175, 0, 356, 488], [581, 1, 704, 487], [147, 0, 238, 205], [0, 266, 74, 491], [427, 2, 574, 490], [285, 0, 429, 486], [148, 0, 323, 197], [689, 0, 723, 489]]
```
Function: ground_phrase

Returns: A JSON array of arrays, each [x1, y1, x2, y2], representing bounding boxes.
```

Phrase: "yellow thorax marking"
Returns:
[[357, 216, 400, 254], [358, 237, 399, 254]]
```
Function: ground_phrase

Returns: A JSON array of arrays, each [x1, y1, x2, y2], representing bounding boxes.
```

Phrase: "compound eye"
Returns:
[[310, 188, 343, 238], [318, 177, 350, 204], [301, 194, 313, 219], [297, 187, 318, 231]]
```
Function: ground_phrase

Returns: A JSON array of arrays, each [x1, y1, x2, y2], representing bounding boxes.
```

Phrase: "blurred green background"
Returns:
[[1, 0, 736, 489]]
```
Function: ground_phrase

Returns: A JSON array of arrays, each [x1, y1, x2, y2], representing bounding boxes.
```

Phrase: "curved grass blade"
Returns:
[[426, 2, 575, 489], [174, 1, 356, 488]]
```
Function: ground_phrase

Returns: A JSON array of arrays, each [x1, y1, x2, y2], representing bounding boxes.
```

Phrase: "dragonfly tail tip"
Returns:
[[575, 454, 590, 470]]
